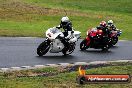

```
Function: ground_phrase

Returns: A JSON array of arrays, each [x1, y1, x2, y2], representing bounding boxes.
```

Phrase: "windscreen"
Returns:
[[50, 28, 61, 34]]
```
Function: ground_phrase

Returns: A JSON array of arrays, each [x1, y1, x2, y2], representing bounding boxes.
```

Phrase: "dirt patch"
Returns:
[[0, 0, 90, 20], [0, 0, 122, 22]]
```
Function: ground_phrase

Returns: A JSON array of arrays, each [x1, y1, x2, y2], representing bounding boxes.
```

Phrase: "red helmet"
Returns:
[[100, 21, 106, 27]]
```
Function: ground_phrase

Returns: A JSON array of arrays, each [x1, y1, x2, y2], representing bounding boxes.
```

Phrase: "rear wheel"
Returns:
[[62, 43, 75, 55], [37, 40, 50, 56], [102, 44, 109, 51], [80, 39, 89, 51], [68, 43, 75, 54]]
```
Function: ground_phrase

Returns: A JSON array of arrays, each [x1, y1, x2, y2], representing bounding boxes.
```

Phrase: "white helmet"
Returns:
[[61, 16, 69, 22], [108, 20, 113, 24]]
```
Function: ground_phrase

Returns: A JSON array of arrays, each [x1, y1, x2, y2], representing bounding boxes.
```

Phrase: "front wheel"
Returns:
[[80, 39, 89, 51], [37, 40, 50, 56], [112, 37, 118, 45]]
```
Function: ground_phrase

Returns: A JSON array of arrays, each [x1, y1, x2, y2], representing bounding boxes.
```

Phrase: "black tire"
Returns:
[[62, 43, 75, 55], [37, 40, 50, 56], [62, 48, 68, 56], [80, 39, 88, 51], [112, 37, 118, 45], [69, 43, 75, 54], [102, 45, 109, 51], [62, 47, 69, 56]]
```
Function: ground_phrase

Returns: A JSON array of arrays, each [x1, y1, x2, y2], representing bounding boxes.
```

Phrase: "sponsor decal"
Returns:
[[77, 66, 131, 84]]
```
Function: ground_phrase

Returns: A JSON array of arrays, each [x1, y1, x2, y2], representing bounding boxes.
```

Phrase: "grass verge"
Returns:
[[0, 62, 132, 88], [0, 0, 132, 39]]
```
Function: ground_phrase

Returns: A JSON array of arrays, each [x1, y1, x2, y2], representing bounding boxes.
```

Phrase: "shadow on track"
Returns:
[[110, 46, 119, 49], [36, 55, 75, 60], [79, 49, 113, 54]]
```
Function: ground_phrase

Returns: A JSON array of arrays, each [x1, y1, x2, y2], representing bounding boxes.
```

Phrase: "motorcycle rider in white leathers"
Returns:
[[107, 20, 117, 31]]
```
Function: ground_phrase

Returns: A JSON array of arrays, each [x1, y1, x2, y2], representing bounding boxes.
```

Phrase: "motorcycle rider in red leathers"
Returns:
[[96, 21, 111, 48], [96, 21, 110, 36]]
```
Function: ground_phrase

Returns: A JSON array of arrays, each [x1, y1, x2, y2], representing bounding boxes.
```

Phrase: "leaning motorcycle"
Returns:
[[109, 29, 122, 46], [37, 27, 81, 56], [80, 28, 111, 51]]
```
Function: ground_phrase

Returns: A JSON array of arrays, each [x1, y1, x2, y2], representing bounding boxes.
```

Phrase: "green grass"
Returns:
[[0, 63, 132, 88], [0, 0, 132, 40], [24, 0, 132, 13]]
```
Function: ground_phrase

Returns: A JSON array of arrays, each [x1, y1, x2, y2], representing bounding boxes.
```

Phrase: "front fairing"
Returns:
[[46, 27, 63, 40], [89, 29, 103, 37]]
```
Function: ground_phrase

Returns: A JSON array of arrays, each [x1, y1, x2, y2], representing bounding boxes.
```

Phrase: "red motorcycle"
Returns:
[[80, 28, 111, 51]]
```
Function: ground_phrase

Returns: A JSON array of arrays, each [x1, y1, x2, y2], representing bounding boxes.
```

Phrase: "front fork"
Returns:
[[85, 36, 91, 46], [45, 38, 51, 45]]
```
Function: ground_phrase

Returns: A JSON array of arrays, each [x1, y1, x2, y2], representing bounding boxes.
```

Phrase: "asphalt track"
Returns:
[[0, 37, 132, 68]]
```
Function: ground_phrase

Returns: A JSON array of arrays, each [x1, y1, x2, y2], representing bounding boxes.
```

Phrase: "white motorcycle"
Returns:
[[37, 27, 81, 56]]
